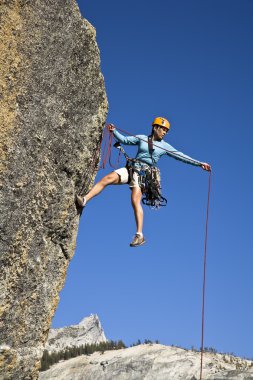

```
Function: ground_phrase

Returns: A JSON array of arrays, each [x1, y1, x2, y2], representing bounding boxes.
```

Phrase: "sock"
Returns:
[[136, 232, 143, 237], [83, 197, 87, 206]]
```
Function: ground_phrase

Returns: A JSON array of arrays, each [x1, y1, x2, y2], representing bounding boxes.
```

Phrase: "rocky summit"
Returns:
[[0, 1, 108, 379], [45, 314, 107, 353], [39, 344, 253, 380]]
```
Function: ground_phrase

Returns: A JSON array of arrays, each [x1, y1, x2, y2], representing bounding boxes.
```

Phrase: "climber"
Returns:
[[76, 117, 211, 247]]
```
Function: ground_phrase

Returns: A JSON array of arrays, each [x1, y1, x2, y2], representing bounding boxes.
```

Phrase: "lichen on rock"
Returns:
[[0, 1, 108, 379]]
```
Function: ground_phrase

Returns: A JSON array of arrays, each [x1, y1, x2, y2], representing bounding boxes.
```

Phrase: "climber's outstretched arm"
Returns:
[[108, 124, 139, 146]]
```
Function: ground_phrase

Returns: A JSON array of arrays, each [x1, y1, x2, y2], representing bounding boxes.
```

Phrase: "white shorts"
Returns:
[[114, 167, 140, 188]]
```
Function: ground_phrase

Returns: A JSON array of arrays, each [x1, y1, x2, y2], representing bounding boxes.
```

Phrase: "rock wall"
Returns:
[[0, 1, 108, 379]]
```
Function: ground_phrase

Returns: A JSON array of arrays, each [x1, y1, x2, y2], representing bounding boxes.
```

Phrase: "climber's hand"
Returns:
[[201, 163, 211, 171], [107, 124, 116, 132]]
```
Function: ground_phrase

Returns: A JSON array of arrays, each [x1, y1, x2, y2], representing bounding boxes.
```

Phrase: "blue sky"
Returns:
[[53, 0, 253, 359]]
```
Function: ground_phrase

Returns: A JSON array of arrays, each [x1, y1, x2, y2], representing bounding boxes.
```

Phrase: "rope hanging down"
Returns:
[[199, 170, 212, 380], [80, 126, 119, 195]]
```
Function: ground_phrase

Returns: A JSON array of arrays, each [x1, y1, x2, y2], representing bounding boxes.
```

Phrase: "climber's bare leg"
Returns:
[[85, 171, 120, 202], [131, 186, 143, 234]]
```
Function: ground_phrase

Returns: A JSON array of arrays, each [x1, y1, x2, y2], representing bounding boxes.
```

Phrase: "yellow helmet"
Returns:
[[152, 117, 170, 130]]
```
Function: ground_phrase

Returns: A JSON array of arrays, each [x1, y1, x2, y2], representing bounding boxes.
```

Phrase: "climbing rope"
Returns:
[[112, 126, 202, 166], [79, 126, 123, 195], [200, 170, 212, 380], [88, 124, 203, 177], [100, 126, 114, 169]]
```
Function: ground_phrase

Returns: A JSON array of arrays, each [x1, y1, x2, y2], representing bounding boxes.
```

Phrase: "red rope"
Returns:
[[200, 170, 212, 380], [100, 127, 114, 169], [100, 126, 123, 169], [113, 126, 202, 166]]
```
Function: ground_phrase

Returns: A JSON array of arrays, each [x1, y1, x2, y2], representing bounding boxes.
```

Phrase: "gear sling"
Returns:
[[114, 138, 167, 209]]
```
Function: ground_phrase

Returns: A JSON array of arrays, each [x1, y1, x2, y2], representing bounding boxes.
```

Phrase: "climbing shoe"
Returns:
[[130, 234, 146, 247], [76, 195, 87, 208]]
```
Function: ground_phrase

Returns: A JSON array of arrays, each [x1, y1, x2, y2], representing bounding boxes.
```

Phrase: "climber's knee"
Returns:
[[100, 172, 120, 186]]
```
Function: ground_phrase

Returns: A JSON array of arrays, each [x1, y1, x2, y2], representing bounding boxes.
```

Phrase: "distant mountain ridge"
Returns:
[[39, 343, 253, 380], [41, 315, 253, 379], [45, 314, 107, 353]]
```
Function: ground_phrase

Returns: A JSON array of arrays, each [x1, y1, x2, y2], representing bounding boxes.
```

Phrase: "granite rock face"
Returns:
[[0, 1, 108, 379], [45, 314, 107, 353], [39, 344, 253, 380]]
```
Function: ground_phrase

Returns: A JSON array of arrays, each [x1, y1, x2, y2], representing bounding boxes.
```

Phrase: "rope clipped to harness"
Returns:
[[114, 142, 167, 209]]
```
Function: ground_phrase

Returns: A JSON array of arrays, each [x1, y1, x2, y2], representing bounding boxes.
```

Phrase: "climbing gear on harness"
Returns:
[[130, 233, 146, 247], [114, 142, 167, 209], [152, 117, 170, 130], [139, 166, 167, 209]]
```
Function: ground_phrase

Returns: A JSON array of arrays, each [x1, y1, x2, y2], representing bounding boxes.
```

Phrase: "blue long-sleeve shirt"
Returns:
[[113, 129, 202, 167]]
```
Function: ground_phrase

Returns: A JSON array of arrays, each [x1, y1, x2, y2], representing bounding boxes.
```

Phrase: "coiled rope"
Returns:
[[80, 126, 120, 195]]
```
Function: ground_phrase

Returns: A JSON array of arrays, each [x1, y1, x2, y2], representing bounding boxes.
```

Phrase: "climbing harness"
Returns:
[[114, 142, 167, 209]]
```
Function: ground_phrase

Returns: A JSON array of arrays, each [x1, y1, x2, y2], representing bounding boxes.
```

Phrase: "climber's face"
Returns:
[[153, 125, 168, 140]]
